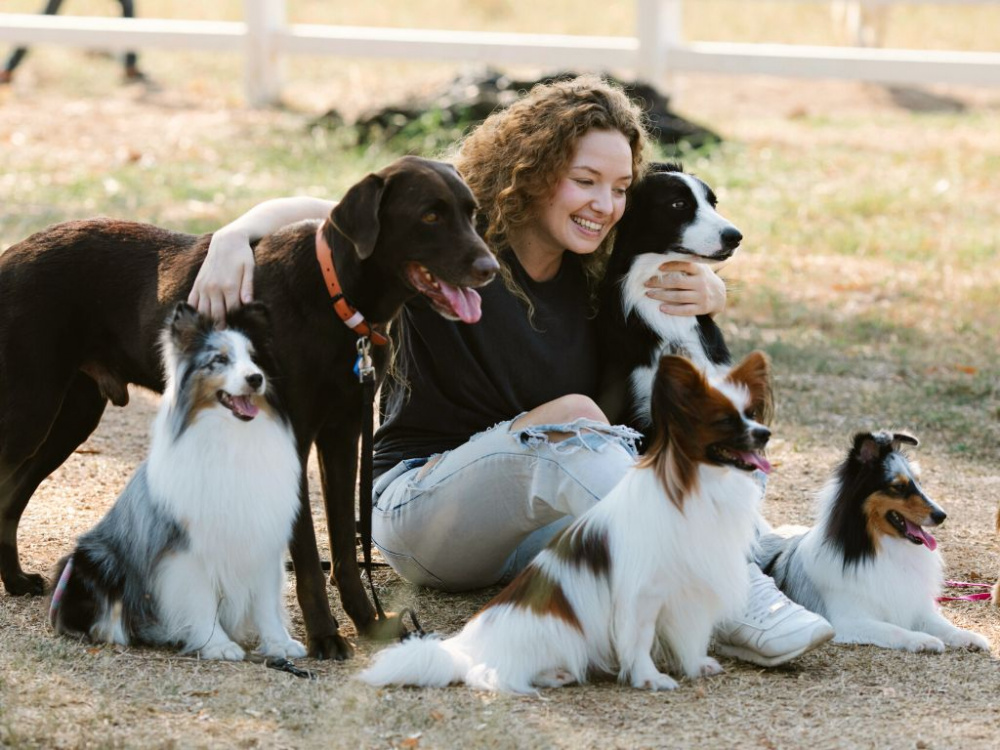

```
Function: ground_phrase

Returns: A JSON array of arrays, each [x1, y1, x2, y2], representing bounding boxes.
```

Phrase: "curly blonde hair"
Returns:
[[453, 75, 650, 301]]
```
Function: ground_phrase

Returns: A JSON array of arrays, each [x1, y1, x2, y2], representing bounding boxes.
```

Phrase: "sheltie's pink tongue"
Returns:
[[905, 518, 937, 551], [437, 280, 483, 324], [738, 451, 772, 475], [231, 396, 259, 420]]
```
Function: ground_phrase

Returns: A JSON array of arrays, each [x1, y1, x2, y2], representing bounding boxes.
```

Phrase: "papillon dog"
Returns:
[[49, 303, 306, 661], [359, 350, 773, 692], [598, 163, 743, 442], [758, 431, 990, 653]]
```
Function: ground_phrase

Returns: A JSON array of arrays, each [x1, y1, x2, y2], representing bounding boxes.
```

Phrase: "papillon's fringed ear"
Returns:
[[891, 432, 919, 451], [168, 302, 209, 355], [650, 354, 705, 430], [329, 172, 386, 260], [728, 351, 773, 426]]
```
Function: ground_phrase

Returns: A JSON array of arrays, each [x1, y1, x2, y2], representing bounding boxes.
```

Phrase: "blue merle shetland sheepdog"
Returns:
[[360, 351, 773, 693], [49, 303, 306, 661], [758, 431, 990, 654]]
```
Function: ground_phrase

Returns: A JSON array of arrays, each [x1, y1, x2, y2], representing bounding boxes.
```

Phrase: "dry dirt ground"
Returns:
[[1, 71, 1000, 750]]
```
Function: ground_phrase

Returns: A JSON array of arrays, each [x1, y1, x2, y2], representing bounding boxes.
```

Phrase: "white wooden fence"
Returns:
[[0, 0, 997, 105]]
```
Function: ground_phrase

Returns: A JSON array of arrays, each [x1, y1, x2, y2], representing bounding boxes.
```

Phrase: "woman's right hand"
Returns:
[[187, 228, 256, 321]]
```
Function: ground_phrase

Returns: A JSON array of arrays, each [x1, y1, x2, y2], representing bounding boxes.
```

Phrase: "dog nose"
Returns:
[[471, 254, 500, 285], [246, 373, 263, 390], [721, 227, 743, 251], [930, 509, 947, 525], [752, 426, 771, 446]]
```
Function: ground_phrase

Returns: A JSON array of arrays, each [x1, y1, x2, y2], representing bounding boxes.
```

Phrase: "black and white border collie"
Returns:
[[758, 431, 990, 653], [49, 303, 306, 661], [359, 351, 773, 693], [599, 162, 744, 441]]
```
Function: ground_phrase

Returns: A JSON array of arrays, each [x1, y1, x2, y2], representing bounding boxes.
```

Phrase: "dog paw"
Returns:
[[905, 635, 945, 654], [632, 671, 679, 691], [534, 668, 576, 688], [307, 631, 354, 661], [257, 639, 308, 660], [200, 641, 246, 661], [696, 657, 724, 678], [3, 571, 46, 597], [944, 630, 991, 652]]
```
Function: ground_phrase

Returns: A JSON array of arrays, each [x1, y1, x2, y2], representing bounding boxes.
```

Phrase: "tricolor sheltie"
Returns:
[[758, 431, 990, 653], [49, 303, 306, 661], [360, 350, 773, 693], [598, 163, 743, 441]]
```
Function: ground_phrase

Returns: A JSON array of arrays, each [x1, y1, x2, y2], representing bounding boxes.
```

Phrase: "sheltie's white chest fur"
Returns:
[[146, 406, 301, 571]]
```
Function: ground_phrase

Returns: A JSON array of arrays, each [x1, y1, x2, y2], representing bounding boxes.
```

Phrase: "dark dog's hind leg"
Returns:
[[0, 374, 107, 595], [289, 470, 354, 660]]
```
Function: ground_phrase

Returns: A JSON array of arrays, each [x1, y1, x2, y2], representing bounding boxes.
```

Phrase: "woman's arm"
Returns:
[[188, 197, 335, 319], [643, 260, 727, 317]]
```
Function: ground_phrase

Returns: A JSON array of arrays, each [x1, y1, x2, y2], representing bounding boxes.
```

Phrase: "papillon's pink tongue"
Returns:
[[437, 280, 482, 324], [905, 518, 937, 551], [737, 451, 772, 475], [231, 396, 259, 419]]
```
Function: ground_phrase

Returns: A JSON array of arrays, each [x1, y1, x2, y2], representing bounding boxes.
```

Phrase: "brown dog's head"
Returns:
[[328, 156, 499, 324]]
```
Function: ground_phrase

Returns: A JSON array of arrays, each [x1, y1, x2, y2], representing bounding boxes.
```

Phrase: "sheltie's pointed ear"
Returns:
[[891, 432, 919, 451], [852, 431, 886, 464], [328, 172, 386, 260], [726, 351, 773, 426], [168, 302, 210, 355]]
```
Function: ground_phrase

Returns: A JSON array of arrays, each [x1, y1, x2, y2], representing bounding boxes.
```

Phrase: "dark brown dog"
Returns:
[[0, 155, 498, 659]]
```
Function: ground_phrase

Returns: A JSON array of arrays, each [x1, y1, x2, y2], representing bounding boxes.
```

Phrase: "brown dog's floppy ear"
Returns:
[[329, 172, 386, 260], [169, 302, 209, 355]]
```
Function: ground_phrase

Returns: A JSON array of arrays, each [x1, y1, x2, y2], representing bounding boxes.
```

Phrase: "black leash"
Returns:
[[355, 337, 388, 624]]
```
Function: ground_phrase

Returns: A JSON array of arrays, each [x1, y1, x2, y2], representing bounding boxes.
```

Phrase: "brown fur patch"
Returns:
[[863, 490, 937, 549], [183, 371, 228, 431], [550, 523, 611, 578], [484, 564, 582, 632]]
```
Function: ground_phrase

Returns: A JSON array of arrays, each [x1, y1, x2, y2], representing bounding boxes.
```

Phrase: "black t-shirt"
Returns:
[[374, 251, 599, 476]]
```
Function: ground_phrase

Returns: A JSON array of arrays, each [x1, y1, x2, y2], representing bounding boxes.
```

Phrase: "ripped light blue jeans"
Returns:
[[372, 416, 640, 592]]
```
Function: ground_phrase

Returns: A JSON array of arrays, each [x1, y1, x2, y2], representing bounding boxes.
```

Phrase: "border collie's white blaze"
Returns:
[[759, 431, 990, 654], [50, 304, 306, 661], [359, 351, 772, 692]]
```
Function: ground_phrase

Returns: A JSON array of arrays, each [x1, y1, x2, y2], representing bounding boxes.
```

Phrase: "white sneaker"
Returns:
[[714, 564, 834, 667]]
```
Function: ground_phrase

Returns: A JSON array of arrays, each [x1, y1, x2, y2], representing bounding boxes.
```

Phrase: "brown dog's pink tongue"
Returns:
[[905, 518, 937, 551], [231, 396, 259, 419], [437, 281, 482, 324]]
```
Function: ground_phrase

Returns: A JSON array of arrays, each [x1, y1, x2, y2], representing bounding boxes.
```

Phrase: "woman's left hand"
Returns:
[[644, 261, 727, 317]]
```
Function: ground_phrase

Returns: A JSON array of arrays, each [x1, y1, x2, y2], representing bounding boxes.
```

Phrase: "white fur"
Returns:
[[360, 455, 763, 693], [104, 328, 305, 660], [776, 480, 990, 654]]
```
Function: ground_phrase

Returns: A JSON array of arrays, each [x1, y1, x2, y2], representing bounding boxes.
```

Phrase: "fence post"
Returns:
[[635, 0, 683, 91], [244, 0, 285, 106]]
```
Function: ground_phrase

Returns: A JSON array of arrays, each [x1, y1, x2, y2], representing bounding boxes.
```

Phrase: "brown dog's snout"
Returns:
[[471, 254, 500, 286]]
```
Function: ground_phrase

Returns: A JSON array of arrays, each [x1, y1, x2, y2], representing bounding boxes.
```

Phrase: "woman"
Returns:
[[189, 75, 831, 666]]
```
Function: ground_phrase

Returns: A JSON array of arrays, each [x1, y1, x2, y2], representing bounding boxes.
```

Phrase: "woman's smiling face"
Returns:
[[520, 128, 634, 266]]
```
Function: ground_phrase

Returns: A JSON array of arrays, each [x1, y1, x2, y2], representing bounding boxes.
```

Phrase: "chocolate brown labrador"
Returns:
[[0, 155, 498, 658]]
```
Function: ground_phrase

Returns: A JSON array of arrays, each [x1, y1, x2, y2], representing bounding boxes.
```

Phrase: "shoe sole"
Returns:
[[714, 628, 835, 667]]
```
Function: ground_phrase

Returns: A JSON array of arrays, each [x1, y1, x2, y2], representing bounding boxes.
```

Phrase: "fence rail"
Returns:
[[0, 1, 998, 105]]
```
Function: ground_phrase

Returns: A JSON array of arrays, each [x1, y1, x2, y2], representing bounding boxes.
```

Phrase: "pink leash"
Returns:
[[937, 580, 994, 603]]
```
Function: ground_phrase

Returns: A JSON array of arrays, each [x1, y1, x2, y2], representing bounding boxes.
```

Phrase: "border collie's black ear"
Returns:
[[329, 172, 386, 260], [169, 302, 207, 354], [892, 432, 919, 450]]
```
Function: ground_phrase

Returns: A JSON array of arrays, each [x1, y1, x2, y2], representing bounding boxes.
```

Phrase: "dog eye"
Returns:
[[212, 354, 230, 366], [422, 211, 441, 224], [671, 200, 688, 210]]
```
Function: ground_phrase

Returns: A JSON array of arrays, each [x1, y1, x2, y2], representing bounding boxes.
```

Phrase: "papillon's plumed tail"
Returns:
[[359, 634, 472, 688]]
